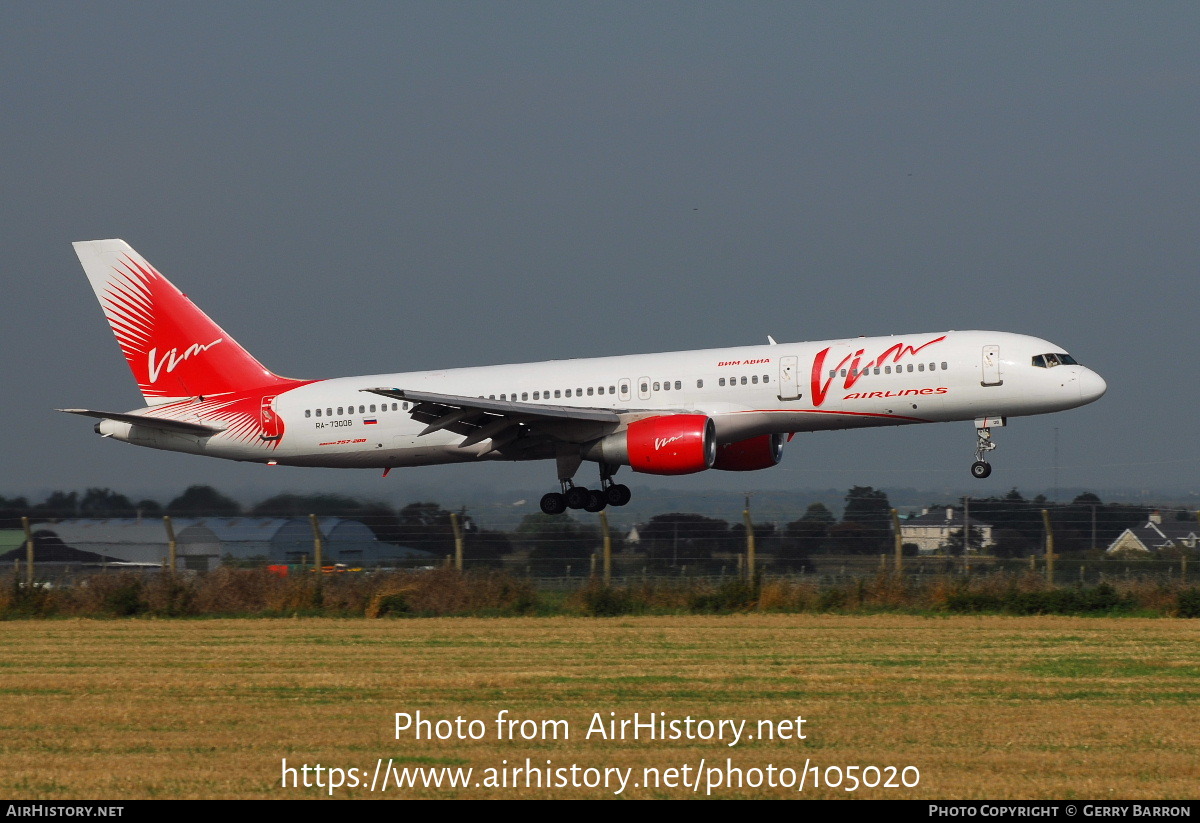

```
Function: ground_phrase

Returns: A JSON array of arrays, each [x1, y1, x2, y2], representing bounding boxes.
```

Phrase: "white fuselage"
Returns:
[[99, 329, 1106, 471]]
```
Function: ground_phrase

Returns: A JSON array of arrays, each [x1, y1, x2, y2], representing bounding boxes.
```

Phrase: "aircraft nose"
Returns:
[[1079, 368, 1107, 404]]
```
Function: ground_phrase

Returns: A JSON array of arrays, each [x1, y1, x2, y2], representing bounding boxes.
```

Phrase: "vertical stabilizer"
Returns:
[[73, 239, 300, 405]]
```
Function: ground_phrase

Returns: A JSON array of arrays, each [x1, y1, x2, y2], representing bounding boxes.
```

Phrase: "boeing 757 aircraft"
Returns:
[[62, 240, 1106, 514]]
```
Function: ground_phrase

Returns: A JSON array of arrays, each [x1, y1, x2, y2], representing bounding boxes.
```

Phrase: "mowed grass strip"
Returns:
[[0, 615, 1196, 799]]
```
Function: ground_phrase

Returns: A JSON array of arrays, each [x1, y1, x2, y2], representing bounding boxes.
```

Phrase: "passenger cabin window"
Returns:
[[305, 410, 312, 418]]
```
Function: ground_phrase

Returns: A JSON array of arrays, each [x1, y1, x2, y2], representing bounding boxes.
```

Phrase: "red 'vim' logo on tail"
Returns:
[[98, 253, 297, 402], [146, 339, 224, 384]]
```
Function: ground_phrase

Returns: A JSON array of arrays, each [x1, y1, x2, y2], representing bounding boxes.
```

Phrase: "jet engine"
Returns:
[[584, 414, 716, 475], [712, 433, 786, 471]]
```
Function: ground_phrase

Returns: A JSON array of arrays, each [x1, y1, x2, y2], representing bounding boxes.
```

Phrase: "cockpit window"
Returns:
[[1031, 353, 1079, 368]]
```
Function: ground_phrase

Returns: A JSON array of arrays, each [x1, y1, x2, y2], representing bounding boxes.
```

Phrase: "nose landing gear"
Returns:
[[971, 425, 997, 479]]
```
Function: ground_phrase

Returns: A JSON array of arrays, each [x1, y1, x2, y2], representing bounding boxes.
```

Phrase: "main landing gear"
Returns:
[[540, 468, 631, 515], [971, 426, 997, 479]]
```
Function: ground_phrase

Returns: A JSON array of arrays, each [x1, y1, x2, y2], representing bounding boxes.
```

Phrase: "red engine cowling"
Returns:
[[712, 433, 785, 472], [585, 414, 717, 475]]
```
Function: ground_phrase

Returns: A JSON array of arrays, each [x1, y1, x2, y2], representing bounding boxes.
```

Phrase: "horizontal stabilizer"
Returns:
[[57, 408, 225, 436]]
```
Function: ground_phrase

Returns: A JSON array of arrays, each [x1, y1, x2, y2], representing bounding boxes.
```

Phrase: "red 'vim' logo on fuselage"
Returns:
[[810, 336, 946, 407]]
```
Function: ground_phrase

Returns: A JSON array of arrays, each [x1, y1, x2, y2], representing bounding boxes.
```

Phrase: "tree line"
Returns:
[[1, 484, 1172, 567]]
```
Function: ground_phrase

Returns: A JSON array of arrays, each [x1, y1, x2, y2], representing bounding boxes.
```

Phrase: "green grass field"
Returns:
[[1, 615, 1196, 799]]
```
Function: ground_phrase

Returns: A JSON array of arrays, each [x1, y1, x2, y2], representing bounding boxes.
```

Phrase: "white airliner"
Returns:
[[62, 240, 1106, 514]]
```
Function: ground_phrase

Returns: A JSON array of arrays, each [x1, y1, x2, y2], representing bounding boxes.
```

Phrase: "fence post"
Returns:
[[891, 508, 903, 575], [1042, 509, 1055, 586], [22, 517, 33, 586], [449, 512, 463, 571], [163, 515, 177, 574], [308, 514, 323, 572], [742, 498, 755, 582], [599, 510, 612, 585]]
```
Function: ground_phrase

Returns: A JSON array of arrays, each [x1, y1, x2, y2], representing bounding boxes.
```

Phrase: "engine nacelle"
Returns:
[[584, 414, 716, 475], [712, 433, 785, 472]]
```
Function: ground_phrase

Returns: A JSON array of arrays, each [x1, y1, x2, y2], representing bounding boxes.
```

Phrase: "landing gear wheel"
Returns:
[[971, 461, 992, 479], [584, 490, 607, 512], [564, 486, 590, 510], [605, 484, 632, 507], [540, 492, 567, 514]]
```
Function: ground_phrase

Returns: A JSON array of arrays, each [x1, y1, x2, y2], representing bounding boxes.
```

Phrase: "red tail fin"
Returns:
[[73, 239, 302, 405]]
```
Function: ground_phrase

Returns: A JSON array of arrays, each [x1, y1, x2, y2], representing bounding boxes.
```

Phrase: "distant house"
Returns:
[[30, 518, 431, 571], [1106, 512, 1199, 555], [901, 507, 994, 554]]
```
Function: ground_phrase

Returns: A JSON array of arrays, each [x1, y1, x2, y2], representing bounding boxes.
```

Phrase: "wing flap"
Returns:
[[362, 387, 623, 450]]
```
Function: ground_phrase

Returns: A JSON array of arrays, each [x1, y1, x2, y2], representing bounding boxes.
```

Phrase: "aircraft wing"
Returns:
[[362, 387, 627, 450], [57, 408, 226, 436]]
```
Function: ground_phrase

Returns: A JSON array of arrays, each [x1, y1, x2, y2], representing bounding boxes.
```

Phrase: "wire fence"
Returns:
[[4, 512, 1196, 587]]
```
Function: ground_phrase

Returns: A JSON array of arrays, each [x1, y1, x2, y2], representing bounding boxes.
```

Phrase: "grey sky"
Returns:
[[3, 2, 1197, 509]]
